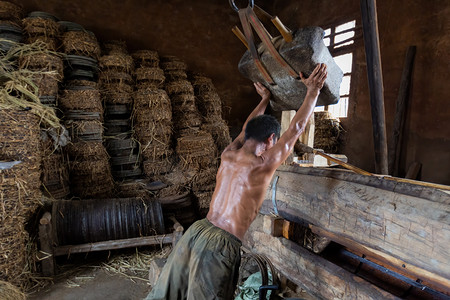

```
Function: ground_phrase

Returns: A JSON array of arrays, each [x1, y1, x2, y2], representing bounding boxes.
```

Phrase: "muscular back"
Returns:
[[207, 146, 277, 241]]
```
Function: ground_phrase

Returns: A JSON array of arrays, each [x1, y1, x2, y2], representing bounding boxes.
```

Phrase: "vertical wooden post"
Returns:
[[388, 46, 416, 176], [360, 0, 389, 174], [39, 212, 55, 276]]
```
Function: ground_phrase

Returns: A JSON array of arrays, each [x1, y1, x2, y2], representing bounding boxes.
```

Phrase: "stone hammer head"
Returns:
[[238, 27, 343, 111]]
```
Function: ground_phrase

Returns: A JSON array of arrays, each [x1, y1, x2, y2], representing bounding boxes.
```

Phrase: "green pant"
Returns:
[[146, 218, 242, 300]]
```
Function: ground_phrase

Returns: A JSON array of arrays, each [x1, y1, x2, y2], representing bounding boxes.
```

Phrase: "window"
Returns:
[[315, 20, 357, 118]]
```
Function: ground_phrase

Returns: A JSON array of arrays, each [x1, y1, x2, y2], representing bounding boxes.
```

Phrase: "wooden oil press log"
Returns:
[[39, 198, 184, 276], [259, 165, 450, 294], [244, 215, 401, 299]]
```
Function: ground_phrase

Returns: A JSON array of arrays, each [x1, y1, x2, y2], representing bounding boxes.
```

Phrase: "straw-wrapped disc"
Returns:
[[19, 52, 64, 79], [0, 1, 22, 21], [26, 35, 58, 51], [59, 89, 103, 112], [103, 40, 128, 55], [62, 30, 101, 59], [22, 17, 60, 37], [99, 69, 133, 85], [200, 120, 232, 153], [41, 152, 70, 199], [134, 67, 165, 84], [165, 80, 194, 95], [164, 70, 187, 82], [64, 141, 109, 160], [99, 53, 134, 73], [191, 75, 216, 94], [133, 88, 171, 109], [143, 157, 173, 177], [160, 56, 187, 71], [192, 167, 217, 193], [195, 190, 214, 210], [132, 50, 159, 68]]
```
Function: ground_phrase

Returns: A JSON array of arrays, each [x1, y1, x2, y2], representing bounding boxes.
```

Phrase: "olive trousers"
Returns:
[[145, 218, 242, 300]]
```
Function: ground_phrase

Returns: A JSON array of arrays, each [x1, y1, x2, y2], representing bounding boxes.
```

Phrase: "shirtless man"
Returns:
[[146, 63, 327, 300]]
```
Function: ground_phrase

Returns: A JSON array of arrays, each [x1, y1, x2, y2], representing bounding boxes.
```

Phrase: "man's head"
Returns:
[[245, 115, 281, 147]]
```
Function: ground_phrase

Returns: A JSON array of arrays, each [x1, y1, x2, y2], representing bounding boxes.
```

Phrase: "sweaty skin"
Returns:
[[207, 64, 328, 240]]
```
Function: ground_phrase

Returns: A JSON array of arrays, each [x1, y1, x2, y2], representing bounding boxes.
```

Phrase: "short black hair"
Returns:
[[244, 114, 281, 142]]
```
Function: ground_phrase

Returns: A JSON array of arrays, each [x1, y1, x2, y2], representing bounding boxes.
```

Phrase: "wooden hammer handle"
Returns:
[[271, 16, 293, 42]]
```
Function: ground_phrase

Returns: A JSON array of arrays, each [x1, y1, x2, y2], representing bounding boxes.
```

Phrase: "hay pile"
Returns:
[[0, 110, 42, 288], [314, 111, 342, 154], [101, 41, 141, 180], [22, 12, 60, 51]]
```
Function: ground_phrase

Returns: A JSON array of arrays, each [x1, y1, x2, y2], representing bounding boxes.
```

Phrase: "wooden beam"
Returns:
[[262, 166, 450, 281], [388, 46, 417, 176], [244, 215, 400, 300], [360, 0, 389, 174], [54, 234, 174, 256]]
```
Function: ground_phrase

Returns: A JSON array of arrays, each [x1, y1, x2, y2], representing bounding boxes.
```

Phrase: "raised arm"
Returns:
[[262, 63, 328, 168], [224, 82, 271, 151]]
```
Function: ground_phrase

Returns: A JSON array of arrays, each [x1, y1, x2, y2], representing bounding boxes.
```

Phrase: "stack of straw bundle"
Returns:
[[133, 88, 173, 178], [132, 50, 164, 90], [191, 74, 231, 153], [314, 111, 342, 154], [22, 12, 60, 51], [0, 1, 23, 53], [61, 25, 100, 60], [162, 56, 201, 132], [0, 110, 42, 288], [100, 40, 141, 180], [59, 80, 114, 198], [175, 129, 218, 212]]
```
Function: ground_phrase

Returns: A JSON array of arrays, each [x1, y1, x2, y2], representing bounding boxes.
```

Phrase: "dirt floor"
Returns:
[[26, 247, 315, 300], [28, 267, 151, 300]]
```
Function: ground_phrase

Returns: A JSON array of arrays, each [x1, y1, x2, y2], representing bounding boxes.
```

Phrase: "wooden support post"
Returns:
[[360, 0, 389, 174], [38, 212, 55, 276], [388, 46, 417, 176]]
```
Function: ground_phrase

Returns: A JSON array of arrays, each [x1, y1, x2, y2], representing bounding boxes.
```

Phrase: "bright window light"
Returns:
[[336, 20, 356, 33], [315, 20, 356, 118]]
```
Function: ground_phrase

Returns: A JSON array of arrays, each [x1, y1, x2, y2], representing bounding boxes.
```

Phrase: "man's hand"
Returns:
[[300, 63, 328, 95], [254, 82, 271, 100]]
